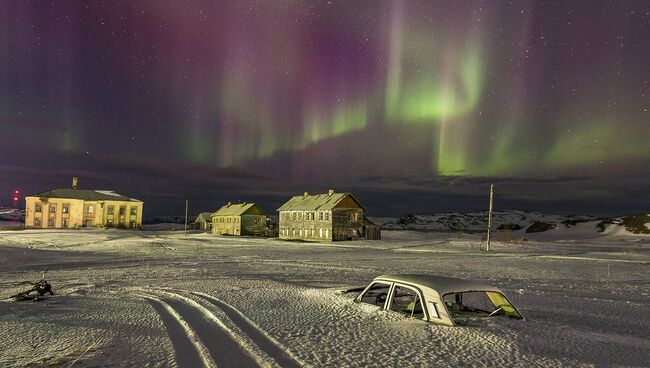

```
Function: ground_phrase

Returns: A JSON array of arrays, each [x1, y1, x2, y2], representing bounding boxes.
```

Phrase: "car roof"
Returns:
[[375, 274, 503, 296]]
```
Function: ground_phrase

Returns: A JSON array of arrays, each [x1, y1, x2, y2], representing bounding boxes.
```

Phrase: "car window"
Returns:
[[359, 282, 391, 307], [389, 285, 424, 319], [443, 291, 522, 321]]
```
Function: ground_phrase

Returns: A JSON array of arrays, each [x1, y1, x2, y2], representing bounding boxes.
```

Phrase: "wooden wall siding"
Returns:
[[211, 216, 241, 235], [332, 209, 365, 240], [240, 214, 267, 236], [278, 210, 333, 241], [211, 214, 267, 236]]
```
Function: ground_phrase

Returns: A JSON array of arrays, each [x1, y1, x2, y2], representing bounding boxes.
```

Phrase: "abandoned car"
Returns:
[[353, 274, 524, 326]]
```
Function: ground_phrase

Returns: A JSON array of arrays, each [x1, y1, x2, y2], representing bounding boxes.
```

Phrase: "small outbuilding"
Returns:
[[193, 212, 213, 231], [211, 202, 269, 236]]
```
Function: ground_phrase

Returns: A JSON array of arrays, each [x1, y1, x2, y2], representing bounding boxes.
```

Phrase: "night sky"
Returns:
[[1, 1, 649, 217]]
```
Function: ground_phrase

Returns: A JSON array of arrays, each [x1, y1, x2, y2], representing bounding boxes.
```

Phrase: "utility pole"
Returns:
[[184, 199, 189, 236], [486, 184, 494, 252]]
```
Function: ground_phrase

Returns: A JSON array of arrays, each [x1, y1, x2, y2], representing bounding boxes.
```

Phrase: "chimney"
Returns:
[[303, 192, 309, 198], [328, 189, 334, 196], [72, 177, 78, 190]]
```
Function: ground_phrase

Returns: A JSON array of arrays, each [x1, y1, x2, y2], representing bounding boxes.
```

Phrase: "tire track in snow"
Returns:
[[161, 296, 260, 368], [149, 289, 272, 367], [140, 294, 217, 368], [192, 292, 303, 368]]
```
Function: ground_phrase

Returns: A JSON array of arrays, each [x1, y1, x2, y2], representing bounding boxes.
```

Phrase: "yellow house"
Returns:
[[25, 180, 143, 229]]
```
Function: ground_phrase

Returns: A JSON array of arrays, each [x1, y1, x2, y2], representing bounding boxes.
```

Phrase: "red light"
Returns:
[[12, 189, 20, 203]]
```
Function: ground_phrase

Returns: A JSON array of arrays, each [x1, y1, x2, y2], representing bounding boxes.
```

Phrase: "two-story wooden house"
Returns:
[[278, 190, 381, 241], [211, 202, 269, 236]]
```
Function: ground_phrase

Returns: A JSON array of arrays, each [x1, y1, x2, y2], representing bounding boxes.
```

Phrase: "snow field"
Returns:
[[0, 229, 648, 367]]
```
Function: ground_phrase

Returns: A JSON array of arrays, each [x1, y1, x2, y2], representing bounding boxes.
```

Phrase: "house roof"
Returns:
[[194, 212, 212, 223], [375, 274, 502, 296], [277, 192, 365, 211], [211, 203, 266, 217], [28, 188, 141, 202]]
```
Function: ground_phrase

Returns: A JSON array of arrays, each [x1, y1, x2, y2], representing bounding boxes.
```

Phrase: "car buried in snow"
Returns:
[[351, 274, 524, 326]]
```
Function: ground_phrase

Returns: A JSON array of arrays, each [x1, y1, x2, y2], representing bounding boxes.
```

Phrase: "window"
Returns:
[[119, 206, 125, 215], [62, 218, 69, 228], [319, 228, 323, 238], [325, 229, 329, 238], [107, 206, 114, 215], [254, 217, 260, 224], [47, 218, 55, 227], [390, 285, 424, 319], [319, 212, 323, 221], [62, 204, 70, 213], [130, 207, 137, 215], [442, 292, 522, 322], [34, 218, 41, 226], [359, 282, 391, 307], [107, 219, 114, 226], [49, 203, 56, 213], [87, 205, 94, 214], [428, 302, 440, 319], [350, 212, 359, 222], [35, 203, 42, 212], [325, 212, 330, 221]]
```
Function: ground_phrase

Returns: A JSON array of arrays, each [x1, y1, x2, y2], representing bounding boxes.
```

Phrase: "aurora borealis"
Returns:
[[1, 1, 649, 216]]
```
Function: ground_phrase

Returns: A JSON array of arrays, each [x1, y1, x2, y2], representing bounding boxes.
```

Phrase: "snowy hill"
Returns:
[[371, 210, 650, 236]]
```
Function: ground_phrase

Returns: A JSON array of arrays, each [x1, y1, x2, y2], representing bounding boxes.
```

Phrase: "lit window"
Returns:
[[62, 218, 69, 228], [49, 203, 56, 213], [62, 204, 70, 213], [87, 206, 94, 214], [119, 206, 125, 215], [35, 203, 42, 212]]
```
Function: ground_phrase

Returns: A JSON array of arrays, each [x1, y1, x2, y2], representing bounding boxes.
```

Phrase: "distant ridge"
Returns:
[[370, 210, 650, 235]]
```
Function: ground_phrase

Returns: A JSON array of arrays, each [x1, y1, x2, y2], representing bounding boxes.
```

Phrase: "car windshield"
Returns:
[[443, 291, 522, 323]]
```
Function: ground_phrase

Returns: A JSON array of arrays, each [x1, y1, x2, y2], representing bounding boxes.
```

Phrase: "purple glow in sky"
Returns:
[[1, 1, 649, 216]]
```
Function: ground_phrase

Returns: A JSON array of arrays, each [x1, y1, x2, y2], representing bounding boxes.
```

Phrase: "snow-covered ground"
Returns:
[[0, 229, 649, 367]]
